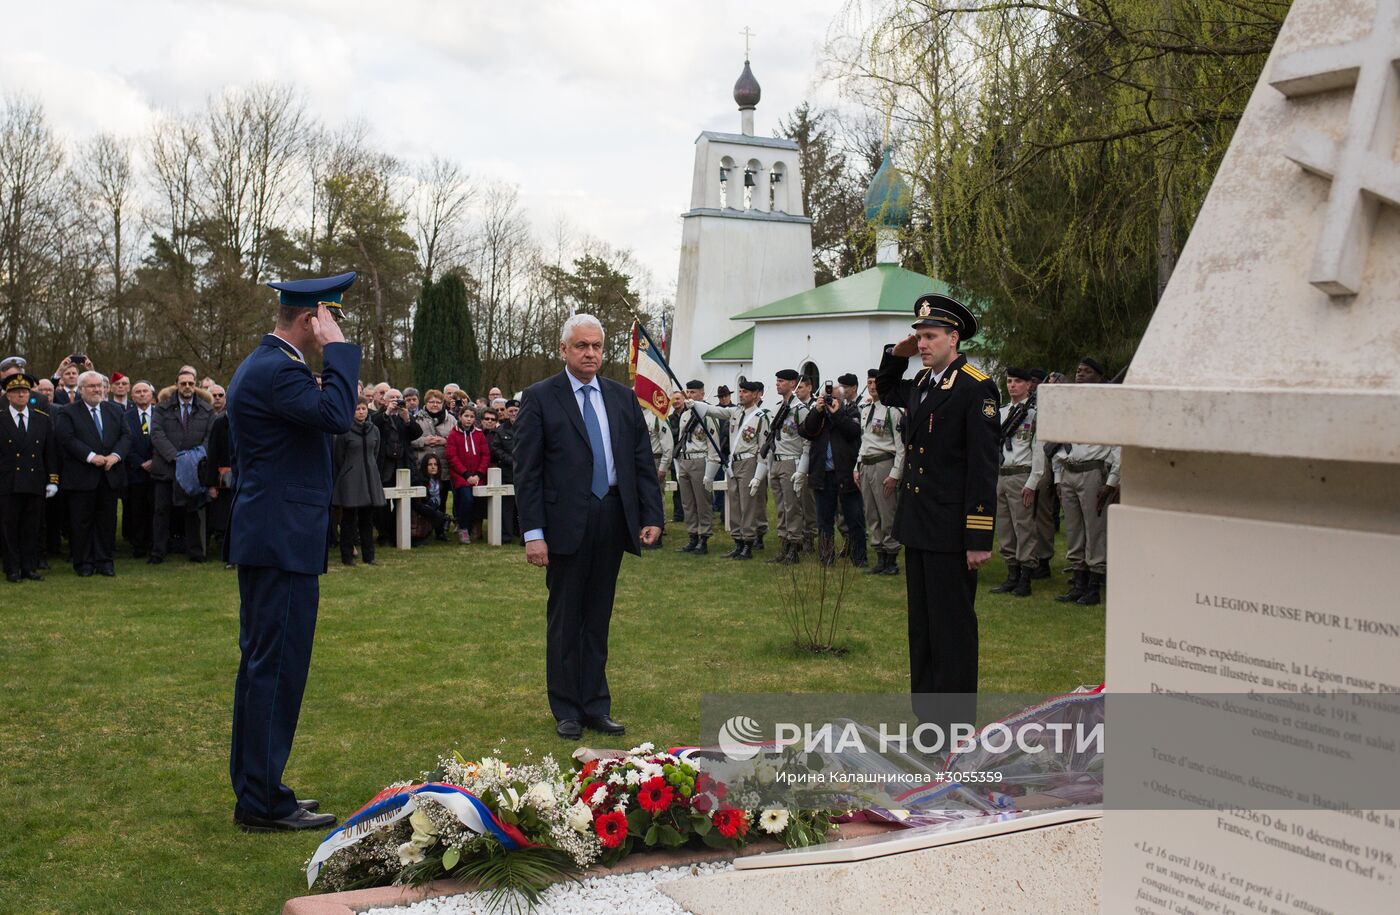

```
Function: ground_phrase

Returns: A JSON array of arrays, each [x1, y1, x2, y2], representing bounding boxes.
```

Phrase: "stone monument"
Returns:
[[1038, 0, 1400, 911]]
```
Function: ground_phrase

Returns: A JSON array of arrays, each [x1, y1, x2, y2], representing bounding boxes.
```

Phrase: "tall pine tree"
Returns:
[[411, 272, 481, 395]]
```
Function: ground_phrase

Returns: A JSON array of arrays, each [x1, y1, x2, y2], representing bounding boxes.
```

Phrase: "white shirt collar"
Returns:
[[565, 368, 599, 394], [271, 332, 306, 363], [10, 404, 26, 421]]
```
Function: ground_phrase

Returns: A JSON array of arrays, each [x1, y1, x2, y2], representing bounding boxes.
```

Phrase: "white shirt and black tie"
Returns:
[[9, 404, 28, 437]]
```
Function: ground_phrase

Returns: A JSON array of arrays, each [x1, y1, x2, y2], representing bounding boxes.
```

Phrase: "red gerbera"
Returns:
[[579, 759, 600, 779], [595, 810, 628, 849], [637, 777, 675, 814], [711, 807, 749, 839]]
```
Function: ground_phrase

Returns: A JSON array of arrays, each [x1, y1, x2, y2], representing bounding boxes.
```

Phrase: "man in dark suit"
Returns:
[[150, 368, 215, 563], [514, 313, 665, 741], [798, 381, 868, 567], [53, 371, 131, 576], [122, 381, 157, 557], [0, 373, 58, 582], [876, 294, 999, 732], [225, 271, 358, 833]]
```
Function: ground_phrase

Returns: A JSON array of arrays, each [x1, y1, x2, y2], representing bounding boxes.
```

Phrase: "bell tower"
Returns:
[[667, 50, 815, 387]]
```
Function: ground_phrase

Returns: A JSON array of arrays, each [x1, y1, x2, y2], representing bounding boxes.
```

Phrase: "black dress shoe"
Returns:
[[147, 555, 164, 564], [234, 806, 337, 833], [583, 715, 625, 736], [98, 565, 115, 577], [22, 571, 44, 581], [556, 719, 582, 740], [6, 573, 20, 583], [76, 566, 94, 577], [297, 798, 320, 812]]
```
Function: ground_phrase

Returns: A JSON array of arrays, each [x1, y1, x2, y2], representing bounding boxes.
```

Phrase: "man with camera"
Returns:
[[798, 379, 868, 567]]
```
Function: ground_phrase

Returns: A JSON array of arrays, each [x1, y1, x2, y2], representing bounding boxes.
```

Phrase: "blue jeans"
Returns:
[[453, 485, 475, 527]]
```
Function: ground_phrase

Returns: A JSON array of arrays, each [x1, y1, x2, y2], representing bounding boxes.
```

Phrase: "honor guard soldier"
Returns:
[[856, 368, 906, 575], [876, 294, 999, 727], [686, 379, 770, 560], [0, 373, 58, 582], [642, 405, 673, 549], [226, 271, 359, 833], [1026, 368, 1056, 579], [1051, 358, 1120, 607], [989, 367, 1045, 597], [673, 381, 721, 555], [762, 369, 811, 565], [794, 377, 819, 552]]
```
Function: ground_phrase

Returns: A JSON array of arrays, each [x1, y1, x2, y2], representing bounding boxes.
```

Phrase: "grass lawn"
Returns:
[[0, 508, 1103, 914]]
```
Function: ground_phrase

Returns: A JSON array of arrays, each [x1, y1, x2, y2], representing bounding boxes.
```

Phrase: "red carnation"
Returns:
[[595, 810, 628, 849], [712, 807, 749, 839], [638, 777, 675, 814]]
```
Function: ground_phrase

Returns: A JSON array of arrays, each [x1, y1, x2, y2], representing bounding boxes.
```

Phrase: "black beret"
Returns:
[[685, 379, 705, 390], [775, 369, 800, 381], [504, 398, 520, 408], [1006, 366, 1033, 381], [837, 373, 858, 386], [738, 379, 764, 392], [867, 368, 878, 378], [1027, 368, 1047, 382], [1079, 357, 1107, 377]]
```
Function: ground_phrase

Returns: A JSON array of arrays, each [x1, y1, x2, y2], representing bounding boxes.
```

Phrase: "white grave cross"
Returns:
[[1269, 0, 1400, 296], [471, 467, 515, 546], [383, 467, 425, 551]]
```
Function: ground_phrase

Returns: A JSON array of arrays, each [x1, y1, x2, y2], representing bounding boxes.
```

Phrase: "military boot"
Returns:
[[1055, 569, 1089, 603], [1031, 558, 1052, 580], [733, 540, 753, 560], [1012, 565, 1033, 597], [676, 534, 699, 553], [754, 533, 765, 551], [881, 550, 900, 575], [694, 535, 709, 555], [990, 564, 1021, 593], [722, 539, 744, 559], [765, 540, 790, 564], [1077, 572, 1103, 606], [865, 552, 889, 574]]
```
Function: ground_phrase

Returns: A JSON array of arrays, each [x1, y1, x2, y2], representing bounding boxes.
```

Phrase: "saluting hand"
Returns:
[[311, 303, 346, 347], [891, 334, 919, 358]]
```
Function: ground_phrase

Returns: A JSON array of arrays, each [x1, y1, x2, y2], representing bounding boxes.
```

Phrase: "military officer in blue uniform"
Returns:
[[876, 294, 999, 731], [0, 373, 58, 582], [226, 272, 359, 832]]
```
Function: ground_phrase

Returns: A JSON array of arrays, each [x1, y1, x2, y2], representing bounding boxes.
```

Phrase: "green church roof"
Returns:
[[731, 264, 959, 321], [701, 326, 754, 361]]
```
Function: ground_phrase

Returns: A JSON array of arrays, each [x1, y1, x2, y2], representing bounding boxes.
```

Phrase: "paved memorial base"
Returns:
[[661, 818, 1101, 915]]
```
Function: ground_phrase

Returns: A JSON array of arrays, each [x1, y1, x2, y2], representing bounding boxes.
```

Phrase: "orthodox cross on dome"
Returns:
[[740, 26, 755, 59], [1269, 0, 1400, 297]]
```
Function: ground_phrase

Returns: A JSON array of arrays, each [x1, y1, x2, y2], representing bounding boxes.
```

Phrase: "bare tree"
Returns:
[[471, 182, 532, 366], [0, 94, 67, 354], [412, 155, 474, 283], [75, 133, 136, 354]]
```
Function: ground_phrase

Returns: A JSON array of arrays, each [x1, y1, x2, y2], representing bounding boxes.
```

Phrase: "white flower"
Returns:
[[526, 782, 556, 811], [478, 757, 508, 781], [396, 841, 426, 865], [638, 763, 664, 782], [587, 784, 609, 808], [614, 794, 629, 812], [566, 800, 594, 833], [625, 769, 642, 786], [758, 808, 790, 835], [631, 742, 655, 754], [608, 772, 625, 786], [500, 787, 523, 811]]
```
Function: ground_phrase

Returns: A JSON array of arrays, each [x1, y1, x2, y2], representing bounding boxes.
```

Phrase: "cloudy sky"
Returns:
[[1, 0, 858, 294]]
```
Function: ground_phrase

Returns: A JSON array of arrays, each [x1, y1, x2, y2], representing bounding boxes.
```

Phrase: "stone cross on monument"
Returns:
[[1270, 0, 1400, 296], [382, 467, 425, 551]]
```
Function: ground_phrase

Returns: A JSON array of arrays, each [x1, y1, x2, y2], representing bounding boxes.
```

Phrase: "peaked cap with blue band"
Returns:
[[267, 271, 357, 311]]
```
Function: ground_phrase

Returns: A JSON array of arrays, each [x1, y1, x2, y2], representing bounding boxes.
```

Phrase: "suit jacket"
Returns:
[[224, 335, 360, 575], [513, 370, 664, 557], [51, 387, 76, 406], [876, 350, 999, 553], [798, 400, 861, 494], [150, 395, 215, 480], [124, 404, 156, 484], [53, 399, 131, 491], [0, 408, 58, 495]]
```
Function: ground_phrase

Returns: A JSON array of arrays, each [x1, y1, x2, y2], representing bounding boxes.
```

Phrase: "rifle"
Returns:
[[999, 390, 1035, 451]]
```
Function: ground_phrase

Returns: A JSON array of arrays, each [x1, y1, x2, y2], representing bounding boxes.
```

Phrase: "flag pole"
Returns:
[[623, 298, 724, 458]]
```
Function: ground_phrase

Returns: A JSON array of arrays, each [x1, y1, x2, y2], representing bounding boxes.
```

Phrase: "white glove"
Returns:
[[792, 471, 806, 496], [45, 483, 58, 499], [748, 477, 761, 497], [702, 460, 719, 493]]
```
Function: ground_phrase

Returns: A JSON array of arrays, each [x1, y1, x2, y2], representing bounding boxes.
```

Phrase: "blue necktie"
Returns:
[[91, 406, 103, 438], [580, 385, 609, 499]]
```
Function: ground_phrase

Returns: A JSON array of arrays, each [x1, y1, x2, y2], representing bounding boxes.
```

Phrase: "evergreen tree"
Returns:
[[412, 272, 480, 395]]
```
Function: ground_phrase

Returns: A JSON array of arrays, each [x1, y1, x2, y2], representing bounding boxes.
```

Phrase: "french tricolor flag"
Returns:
[[629, 320, 675, 419]]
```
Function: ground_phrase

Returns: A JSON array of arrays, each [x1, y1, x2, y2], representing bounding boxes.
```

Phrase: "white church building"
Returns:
[[667, 57, 977, 391]]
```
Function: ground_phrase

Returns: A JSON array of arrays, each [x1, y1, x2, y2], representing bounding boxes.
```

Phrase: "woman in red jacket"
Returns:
[[445, 407, 490, 544]]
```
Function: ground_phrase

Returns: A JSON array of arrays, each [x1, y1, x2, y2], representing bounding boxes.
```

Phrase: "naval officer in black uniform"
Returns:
[[876, 294, 999, 730], [226, 272, 359, 832]]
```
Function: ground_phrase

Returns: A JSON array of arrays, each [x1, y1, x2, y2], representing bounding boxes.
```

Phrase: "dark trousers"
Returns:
[[671, 486, 683, 522], [123, 481, 154, 555], [43, 490, 64, 555], [411, 499, 450, 534], [153, 480, 204, 559], [337, 506, 376, 563], [67, 483, 118, 572], [815, 484, 868, 562], [230, 565, 319, 820], [452, 485, 475, 527], [0, 491, 42, 575], [544, 489, 624, 722], [906, 547, 979, 730]]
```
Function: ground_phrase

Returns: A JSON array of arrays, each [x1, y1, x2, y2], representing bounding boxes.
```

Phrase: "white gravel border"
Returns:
[[361, 862, 732, 915]]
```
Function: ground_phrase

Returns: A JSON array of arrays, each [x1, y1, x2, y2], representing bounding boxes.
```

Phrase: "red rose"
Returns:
[[691, 792, 715, 814], [595, 810, 628, 849], [712, 807, 749, 839], [638, 777, 675, 814]]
